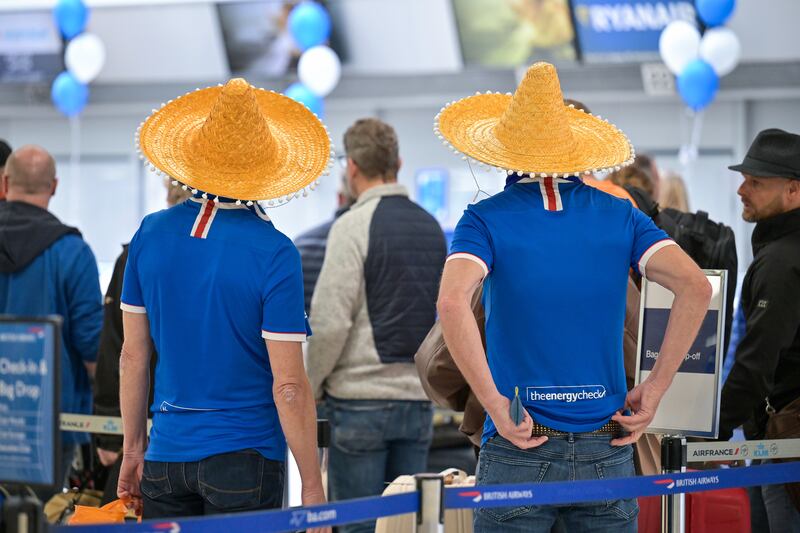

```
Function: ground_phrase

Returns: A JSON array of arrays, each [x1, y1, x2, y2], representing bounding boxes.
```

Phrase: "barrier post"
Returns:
[[415, 474, 444, 533], [2, 496, 44, 533], [317, 419, 330, 499], [661, 435, 687, 533]]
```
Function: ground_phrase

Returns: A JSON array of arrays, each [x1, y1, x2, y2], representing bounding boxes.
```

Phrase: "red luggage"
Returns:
[[686, 487, 751, 533], [637, 488, 751, 533]]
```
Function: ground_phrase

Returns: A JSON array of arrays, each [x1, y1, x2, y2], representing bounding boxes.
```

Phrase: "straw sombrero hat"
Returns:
[[434, 62, 634, 178], [136, 78, 333, 206]]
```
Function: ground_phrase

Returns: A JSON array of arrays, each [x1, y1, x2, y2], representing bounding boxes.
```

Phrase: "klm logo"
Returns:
[[753, 443, 770, 458]]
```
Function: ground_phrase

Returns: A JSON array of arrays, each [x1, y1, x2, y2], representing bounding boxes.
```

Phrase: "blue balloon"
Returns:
[[288, 1, 331, 51], [696, 0, 735, 27], [51, 71, 89, 116], [285, 82, 324, 117], [677, 59, 719, 110], [53, 0, 89, 40]]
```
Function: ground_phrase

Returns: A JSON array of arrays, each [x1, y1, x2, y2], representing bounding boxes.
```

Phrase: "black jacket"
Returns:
[[93, 245, 156, 450], [719, 208, 800, 440], [294, 207, 349, 314], [0, 200, 80, 273]]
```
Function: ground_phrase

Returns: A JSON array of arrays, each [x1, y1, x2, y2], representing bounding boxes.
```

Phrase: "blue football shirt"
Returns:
[[121, 197, 310, 462], [448, 176, 674, 442]]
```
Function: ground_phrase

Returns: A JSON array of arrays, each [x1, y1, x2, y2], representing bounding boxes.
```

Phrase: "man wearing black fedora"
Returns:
[[718, 128, 800, 531]]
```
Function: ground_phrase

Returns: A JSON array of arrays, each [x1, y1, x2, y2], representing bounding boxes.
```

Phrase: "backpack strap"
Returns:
[[694, 210, 709, 235], [622, 185, 660, 218]]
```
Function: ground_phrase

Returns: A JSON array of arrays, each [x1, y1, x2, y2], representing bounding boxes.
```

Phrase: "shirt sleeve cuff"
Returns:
[[120, 302, 147, 314], [446, 252, 490, 277], [262, 330, 308, 343], [638, 239, 678, 278]]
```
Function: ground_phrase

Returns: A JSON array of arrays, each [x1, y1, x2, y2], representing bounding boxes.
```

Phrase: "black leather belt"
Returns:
[[531, 420, 625, 438]]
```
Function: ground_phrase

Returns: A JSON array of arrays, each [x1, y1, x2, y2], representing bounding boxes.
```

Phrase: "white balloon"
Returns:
[[700, 28, 741, 77], [298, 46, 341, 98], [659, 20, 701, 75], [65, 33, 106, 83]]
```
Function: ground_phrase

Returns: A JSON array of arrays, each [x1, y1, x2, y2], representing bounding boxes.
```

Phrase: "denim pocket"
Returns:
[[476, 448, 550, 522], [199, 449, 263, 510], [140, 461, 171, 500], [595, 446, 638, 520], [330, 401, 392, 454]]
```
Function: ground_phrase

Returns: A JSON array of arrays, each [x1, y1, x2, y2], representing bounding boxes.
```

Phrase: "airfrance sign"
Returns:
[[687, 439, 800, 462], [572, 0, 697, 61]]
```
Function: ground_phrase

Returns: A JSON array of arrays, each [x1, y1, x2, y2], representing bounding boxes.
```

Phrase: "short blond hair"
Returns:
[[659, 173, 690, 212], [343, 118, 400, 180]]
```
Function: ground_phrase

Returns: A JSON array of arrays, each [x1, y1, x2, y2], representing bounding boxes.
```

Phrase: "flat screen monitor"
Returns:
[[0, 11, 63, 84], [571, 0, 696, 63], [218, 0, 343, 79], [452, 0, 577, 67], [218, 1, 298, 78], [0, 316, 61, 489]]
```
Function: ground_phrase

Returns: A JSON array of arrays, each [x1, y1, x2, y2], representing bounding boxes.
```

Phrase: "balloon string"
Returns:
[[69, 115, 81, 226], [467, 159, 492, 203]]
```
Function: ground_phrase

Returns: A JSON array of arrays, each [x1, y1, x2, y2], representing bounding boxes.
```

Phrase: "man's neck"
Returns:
[[356, 178, 394, 199], [5, 193, 50, 210]]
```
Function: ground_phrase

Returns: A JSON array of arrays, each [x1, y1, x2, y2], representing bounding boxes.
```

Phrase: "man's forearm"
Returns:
[[438, 295, 501, 411], [646, 286, 712, 391], [119, 346, 150, 455], [274, 380, 323, 489]]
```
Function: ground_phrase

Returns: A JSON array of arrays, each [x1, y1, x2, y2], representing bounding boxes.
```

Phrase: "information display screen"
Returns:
[[0, 11, 63, 83], [0, 317, 60, 488], [452, 0, 577, 67]]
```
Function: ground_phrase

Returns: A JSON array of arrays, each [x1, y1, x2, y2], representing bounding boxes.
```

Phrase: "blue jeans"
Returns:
[[141, 449, 284, 519], [474, 434, 638, 533], [327, 397, 433, 533], [748, 460, 800, 533]]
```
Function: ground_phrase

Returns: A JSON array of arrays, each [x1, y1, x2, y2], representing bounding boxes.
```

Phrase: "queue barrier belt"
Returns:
[[445, 460, 800, 510], [49, 462, 800, 532], [53, 414, 800, 530], [53, 492, 419, 532]]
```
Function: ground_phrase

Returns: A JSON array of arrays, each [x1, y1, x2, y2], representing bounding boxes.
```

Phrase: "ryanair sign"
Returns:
[[572, 1, 697, 61]]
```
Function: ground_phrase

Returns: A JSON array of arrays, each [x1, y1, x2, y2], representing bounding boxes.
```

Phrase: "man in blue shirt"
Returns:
[[0, 145, 103, 491], [117, 79, 330, 527], [436, 63, 712, 532]]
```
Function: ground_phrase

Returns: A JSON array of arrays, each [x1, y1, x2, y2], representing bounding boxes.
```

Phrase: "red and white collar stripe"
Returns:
[[188, 197, 270, 239], [190, 199, 217, 238], [516, 176, 573, 212]]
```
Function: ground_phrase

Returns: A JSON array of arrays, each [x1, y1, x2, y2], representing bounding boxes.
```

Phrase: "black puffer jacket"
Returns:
[[719, 208, 800, 440]]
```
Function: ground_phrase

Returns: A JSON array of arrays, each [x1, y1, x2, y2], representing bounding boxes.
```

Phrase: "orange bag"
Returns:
[[68, 499, 139, 525]]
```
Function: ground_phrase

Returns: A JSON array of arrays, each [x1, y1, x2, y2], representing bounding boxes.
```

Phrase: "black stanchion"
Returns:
[[661, 435, 688, 533], [2, 496, 45, 533]]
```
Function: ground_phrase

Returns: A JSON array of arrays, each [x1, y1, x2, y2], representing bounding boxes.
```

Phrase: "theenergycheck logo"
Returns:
[[527, 385, 607, 403]]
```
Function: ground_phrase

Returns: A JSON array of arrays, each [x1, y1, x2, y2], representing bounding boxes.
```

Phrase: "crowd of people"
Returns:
[[0, 61, 798, 533]]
